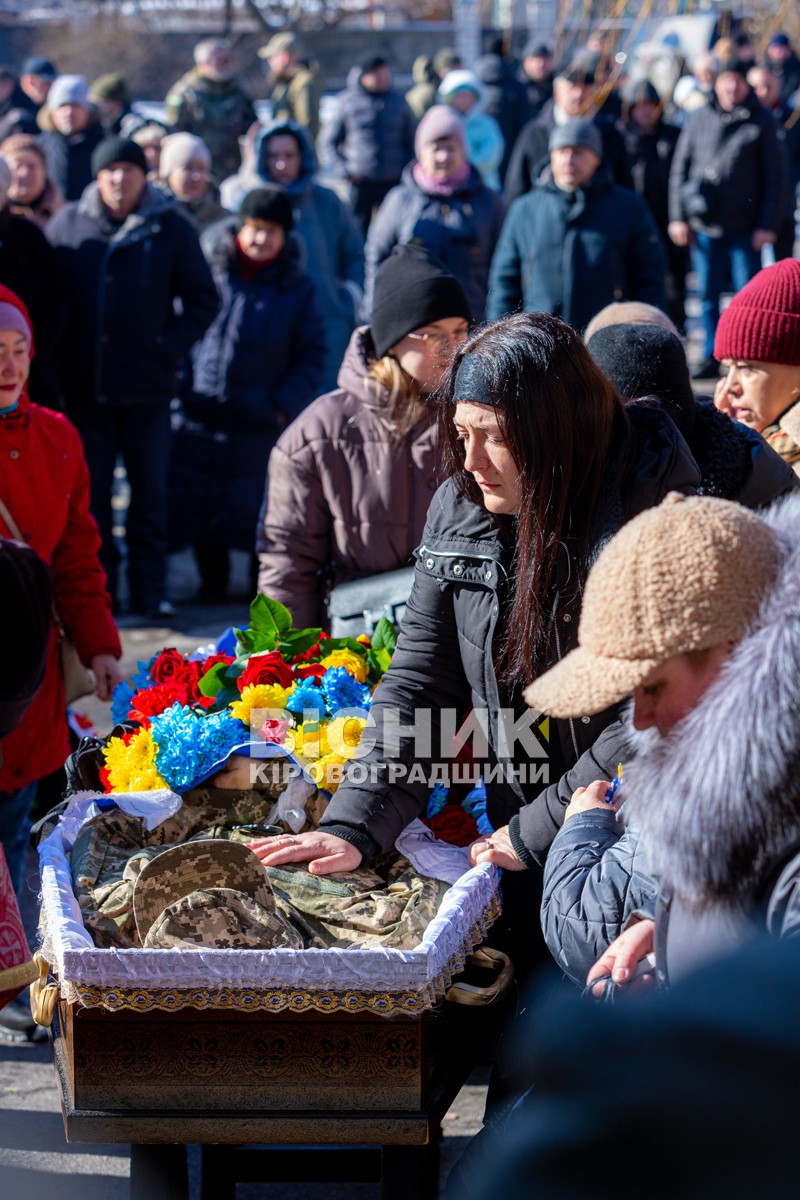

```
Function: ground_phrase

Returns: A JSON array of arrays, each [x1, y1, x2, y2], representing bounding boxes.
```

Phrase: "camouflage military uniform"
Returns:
[[165, 69, 257, 181], [71, 785, 446, 951]]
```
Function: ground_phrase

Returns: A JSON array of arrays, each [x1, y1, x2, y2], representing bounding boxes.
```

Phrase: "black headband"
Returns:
[[452, 354, 499, 406]]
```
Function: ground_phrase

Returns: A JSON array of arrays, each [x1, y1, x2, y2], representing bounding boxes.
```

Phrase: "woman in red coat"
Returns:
[[0, 285, 122, 898]]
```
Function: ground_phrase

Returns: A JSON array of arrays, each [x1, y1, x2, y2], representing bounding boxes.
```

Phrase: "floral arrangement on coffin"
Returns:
[[422, 781, 494, 847], [102, 595, 398, 798]]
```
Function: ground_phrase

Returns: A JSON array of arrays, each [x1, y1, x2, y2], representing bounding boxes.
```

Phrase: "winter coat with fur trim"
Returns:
[[622, 491, 800, 983], [46, 181, 218, 409], [318, 403, 700, 864]]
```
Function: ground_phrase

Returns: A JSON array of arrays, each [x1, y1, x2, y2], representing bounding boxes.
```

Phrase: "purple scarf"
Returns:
[[412, 160, 472, 197]]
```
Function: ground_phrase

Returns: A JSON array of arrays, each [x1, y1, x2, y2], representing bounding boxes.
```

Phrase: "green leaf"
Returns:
[[197, 661, 229, 698], [318, 637, 368, 658], [280, 628, 323, 658], [249, 594, 292, 636], [371, 616, 397, 655], [208, 682, 242, 713], [234, 627, 254, 655]]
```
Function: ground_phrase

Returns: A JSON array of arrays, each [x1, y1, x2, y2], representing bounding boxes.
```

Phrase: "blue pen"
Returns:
[[604, 763, 623, 804]]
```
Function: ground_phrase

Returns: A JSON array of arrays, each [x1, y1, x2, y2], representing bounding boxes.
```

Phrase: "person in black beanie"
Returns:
[[587, 322, 797, 507], [257, 243, 472, 627], [46, 135, 218, 618], [170, 185, 326, 601]]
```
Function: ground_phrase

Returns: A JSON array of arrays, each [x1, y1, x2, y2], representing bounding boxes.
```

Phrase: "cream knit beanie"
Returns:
[[524, 493, 783, 718]]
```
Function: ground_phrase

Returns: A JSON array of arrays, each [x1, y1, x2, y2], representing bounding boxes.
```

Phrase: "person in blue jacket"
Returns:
[[170, 186, 326, 601], [363, 104, 505, 322], [487, 117, 666, 330]]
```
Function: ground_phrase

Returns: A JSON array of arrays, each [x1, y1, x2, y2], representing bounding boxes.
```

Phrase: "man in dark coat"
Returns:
[[487, 119, 666, 329], [517, 41, 553, 119], [474, 50, 530, 183], [318, 56, 417, 231], [46, 136, 218, 618], [668, 59, 784, 378], [621, 78, 687, 331], [504, 56, 632, 203], [39, 74, 105, 202], [765, 31, 800, 105]]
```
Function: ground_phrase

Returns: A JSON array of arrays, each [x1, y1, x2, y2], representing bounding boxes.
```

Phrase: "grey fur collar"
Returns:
[[624, 490, 800, 913]]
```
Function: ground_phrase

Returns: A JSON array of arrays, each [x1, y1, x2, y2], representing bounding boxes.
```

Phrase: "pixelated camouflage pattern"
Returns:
[[133, 839, 277, 943], [71, 787, 283, 948], [71, 791, 446, 951], [144, 887, 303, 950]]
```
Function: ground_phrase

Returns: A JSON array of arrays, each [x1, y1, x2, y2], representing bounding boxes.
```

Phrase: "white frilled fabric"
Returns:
[[37, 794, 502, 1016]]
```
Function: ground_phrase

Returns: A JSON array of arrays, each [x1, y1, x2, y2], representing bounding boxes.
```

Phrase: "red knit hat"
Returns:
[[714, 258, 800, 366]]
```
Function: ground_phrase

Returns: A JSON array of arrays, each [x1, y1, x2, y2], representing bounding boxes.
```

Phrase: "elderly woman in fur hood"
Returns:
[[526, 491, 795, 989]]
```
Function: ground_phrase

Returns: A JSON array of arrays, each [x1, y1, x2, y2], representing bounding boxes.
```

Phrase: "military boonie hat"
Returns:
[[133, 839, 278, 945], [144, 886, 303, 950]]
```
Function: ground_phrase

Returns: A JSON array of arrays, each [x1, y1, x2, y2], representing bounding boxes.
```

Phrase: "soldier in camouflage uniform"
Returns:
[[165, 39, 257, 182]]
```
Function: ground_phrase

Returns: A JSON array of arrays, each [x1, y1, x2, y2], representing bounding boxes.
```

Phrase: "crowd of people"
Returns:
[[1, 21, 800, 1181]]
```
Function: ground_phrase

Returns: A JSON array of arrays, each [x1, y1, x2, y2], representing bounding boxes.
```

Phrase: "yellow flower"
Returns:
[[308, 752, 348, 793], [320, 648, 368, 683], [102, 727, 168, 793], [325, 716, 367, 757], [230, 683, 291, 728], [291, 721, 330, 760]]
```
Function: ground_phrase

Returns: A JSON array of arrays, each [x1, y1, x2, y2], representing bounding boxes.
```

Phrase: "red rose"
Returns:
[[174, 660, 204, 689], [293, 662, 326, 681], [201, 653, 235, 673], [129, 683, 192, 722], [150, 648, 190, 685], [291, 632, 330, 664], [426, 805, 479, 848], [237, 651, 294, 693], [99, 766, 113, 794]]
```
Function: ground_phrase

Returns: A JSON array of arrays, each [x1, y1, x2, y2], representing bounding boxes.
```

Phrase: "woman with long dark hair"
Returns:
[[250, 312, 699, 956]]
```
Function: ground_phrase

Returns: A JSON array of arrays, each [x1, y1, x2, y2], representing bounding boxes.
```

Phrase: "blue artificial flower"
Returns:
[[110, 679, 136, 726], [321, 667, 372, 715], [129, 655, 158, 692], [476, 811, 494, 837], [426, 781, 450, 819], [286, 680, 326, 719], [150, 703, 249, 792]]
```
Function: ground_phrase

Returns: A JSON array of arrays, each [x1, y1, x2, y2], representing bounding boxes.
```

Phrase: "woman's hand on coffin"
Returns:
[[248, 830, 363, 875], [91, 654, 123, 701], [467, 824, 525, 871], [586, 918, 656, 995]]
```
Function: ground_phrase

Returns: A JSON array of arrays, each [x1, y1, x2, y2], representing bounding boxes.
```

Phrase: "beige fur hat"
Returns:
[[524, 493, 783, 718]]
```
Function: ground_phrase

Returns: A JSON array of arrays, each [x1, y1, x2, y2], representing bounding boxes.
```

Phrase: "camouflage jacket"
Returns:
[[165, 69, 257, 180]]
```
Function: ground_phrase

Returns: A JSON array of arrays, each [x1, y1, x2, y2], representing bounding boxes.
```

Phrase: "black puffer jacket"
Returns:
[[319, 78, 417, 184], [320, 404, 700, 862], [668, 91, 784, 235]]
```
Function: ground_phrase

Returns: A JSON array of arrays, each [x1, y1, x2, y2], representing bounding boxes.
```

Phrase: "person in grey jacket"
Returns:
[[220, 117, 364, 391], [487, 119, 666, 329], [527, 492, 792, 990], [318, 56, 417, 231], [364, 105, 505, 321], [250, 311, 700, 972]]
